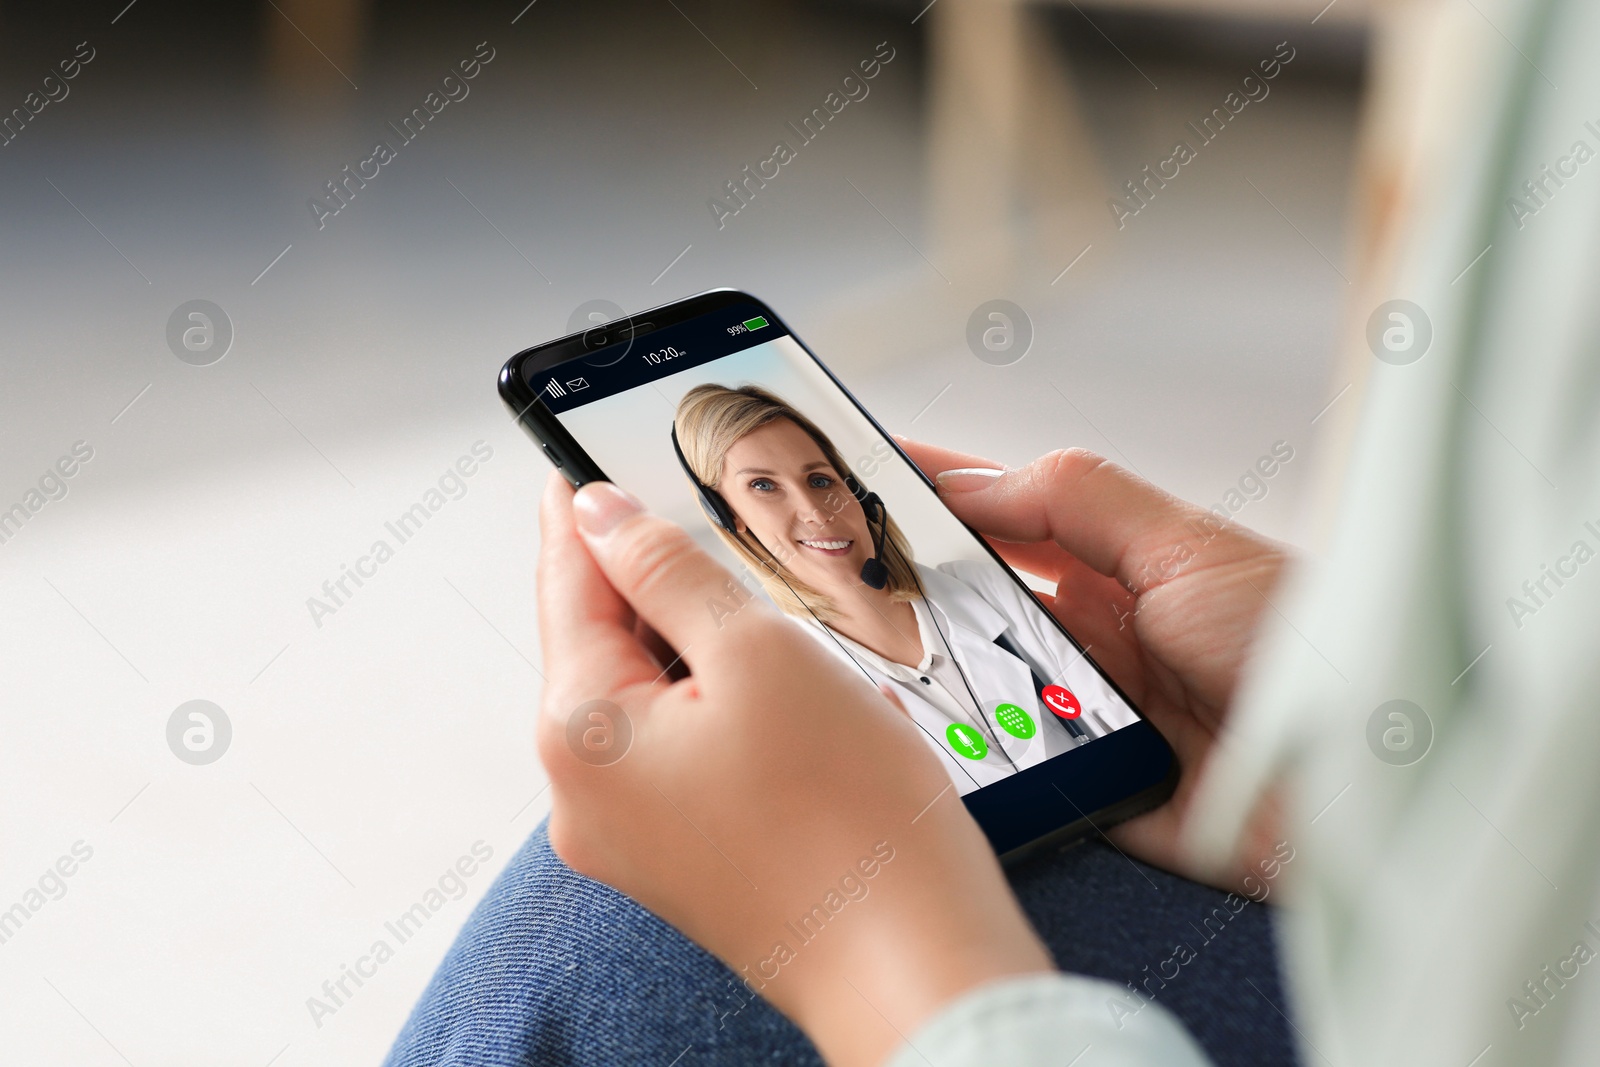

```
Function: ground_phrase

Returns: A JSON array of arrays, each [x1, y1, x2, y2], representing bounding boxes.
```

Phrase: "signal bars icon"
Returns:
[[545, 379, 566, 398]]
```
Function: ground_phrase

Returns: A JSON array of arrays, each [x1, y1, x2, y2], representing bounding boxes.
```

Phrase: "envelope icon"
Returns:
[[566, 377, 590, 392]]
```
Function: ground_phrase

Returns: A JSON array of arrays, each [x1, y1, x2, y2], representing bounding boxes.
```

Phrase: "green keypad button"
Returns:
[[946, 722, 988, 760], [995, 702, 1036, 739]]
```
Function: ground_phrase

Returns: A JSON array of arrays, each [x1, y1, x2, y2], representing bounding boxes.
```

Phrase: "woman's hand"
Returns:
[[536, 471, 1054, 1067], [897, 441, 1289, 894]]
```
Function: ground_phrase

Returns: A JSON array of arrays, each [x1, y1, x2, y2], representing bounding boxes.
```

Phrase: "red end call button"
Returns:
[[1042, 685, 1081, 720]]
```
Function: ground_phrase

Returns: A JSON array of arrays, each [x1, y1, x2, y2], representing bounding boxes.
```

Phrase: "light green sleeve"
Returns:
[[883, 973, 1213, 1067]]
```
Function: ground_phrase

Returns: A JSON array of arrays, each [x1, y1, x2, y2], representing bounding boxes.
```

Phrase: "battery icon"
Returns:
[[742, 316, 769, 331]]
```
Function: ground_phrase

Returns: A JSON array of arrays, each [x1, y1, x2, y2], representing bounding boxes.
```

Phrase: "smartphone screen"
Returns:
[[528, 299, 1156, 817]]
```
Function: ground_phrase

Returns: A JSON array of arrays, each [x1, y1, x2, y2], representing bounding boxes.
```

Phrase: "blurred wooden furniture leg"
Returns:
[[264, 0, 369, 99], [925, 0, 1106, 277], [926, 0, 1023, 273]]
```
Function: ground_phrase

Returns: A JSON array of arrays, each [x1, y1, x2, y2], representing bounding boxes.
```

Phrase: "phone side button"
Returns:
[[541, 442, 564, 469]]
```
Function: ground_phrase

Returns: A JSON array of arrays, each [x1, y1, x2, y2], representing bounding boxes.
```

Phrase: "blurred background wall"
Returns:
[[0, 0, 1371, 1062]]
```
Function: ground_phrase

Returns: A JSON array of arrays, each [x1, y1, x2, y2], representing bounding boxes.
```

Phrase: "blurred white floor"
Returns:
[[0, 3, 1361, 1063]]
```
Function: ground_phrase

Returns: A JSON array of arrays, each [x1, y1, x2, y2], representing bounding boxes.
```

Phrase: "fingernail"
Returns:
[[574, 482, 645, 537], [935, 467, 1006, 493]]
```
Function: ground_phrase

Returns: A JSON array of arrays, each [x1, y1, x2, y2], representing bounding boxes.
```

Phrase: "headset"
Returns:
[[671, 424, 890, 589]]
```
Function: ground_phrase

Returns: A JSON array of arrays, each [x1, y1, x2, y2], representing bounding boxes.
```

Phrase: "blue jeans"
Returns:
[[384, 821, 1295, 1066]]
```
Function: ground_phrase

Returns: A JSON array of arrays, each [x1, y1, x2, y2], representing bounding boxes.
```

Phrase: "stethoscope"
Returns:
[[768, 509, 1022, 790]]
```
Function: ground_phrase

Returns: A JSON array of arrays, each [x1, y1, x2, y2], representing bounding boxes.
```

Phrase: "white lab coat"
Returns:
[[801, 559, 1138, 794]]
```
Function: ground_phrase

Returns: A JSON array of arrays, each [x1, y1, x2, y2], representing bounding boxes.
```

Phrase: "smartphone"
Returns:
[[500, 289, 1176, 865]]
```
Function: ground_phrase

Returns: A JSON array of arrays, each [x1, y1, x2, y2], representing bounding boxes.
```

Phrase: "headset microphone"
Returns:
[[858, 491, 889, 590]]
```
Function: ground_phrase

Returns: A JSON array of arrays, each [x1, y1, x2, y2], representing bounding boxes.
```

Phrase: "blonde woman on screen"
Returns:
[[671, 383, 1135, 792]]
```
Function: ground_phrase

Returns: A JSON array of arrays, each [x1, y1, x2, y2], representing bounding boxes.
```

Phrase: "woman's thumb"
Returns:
[[573, 481, 748, 654]]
